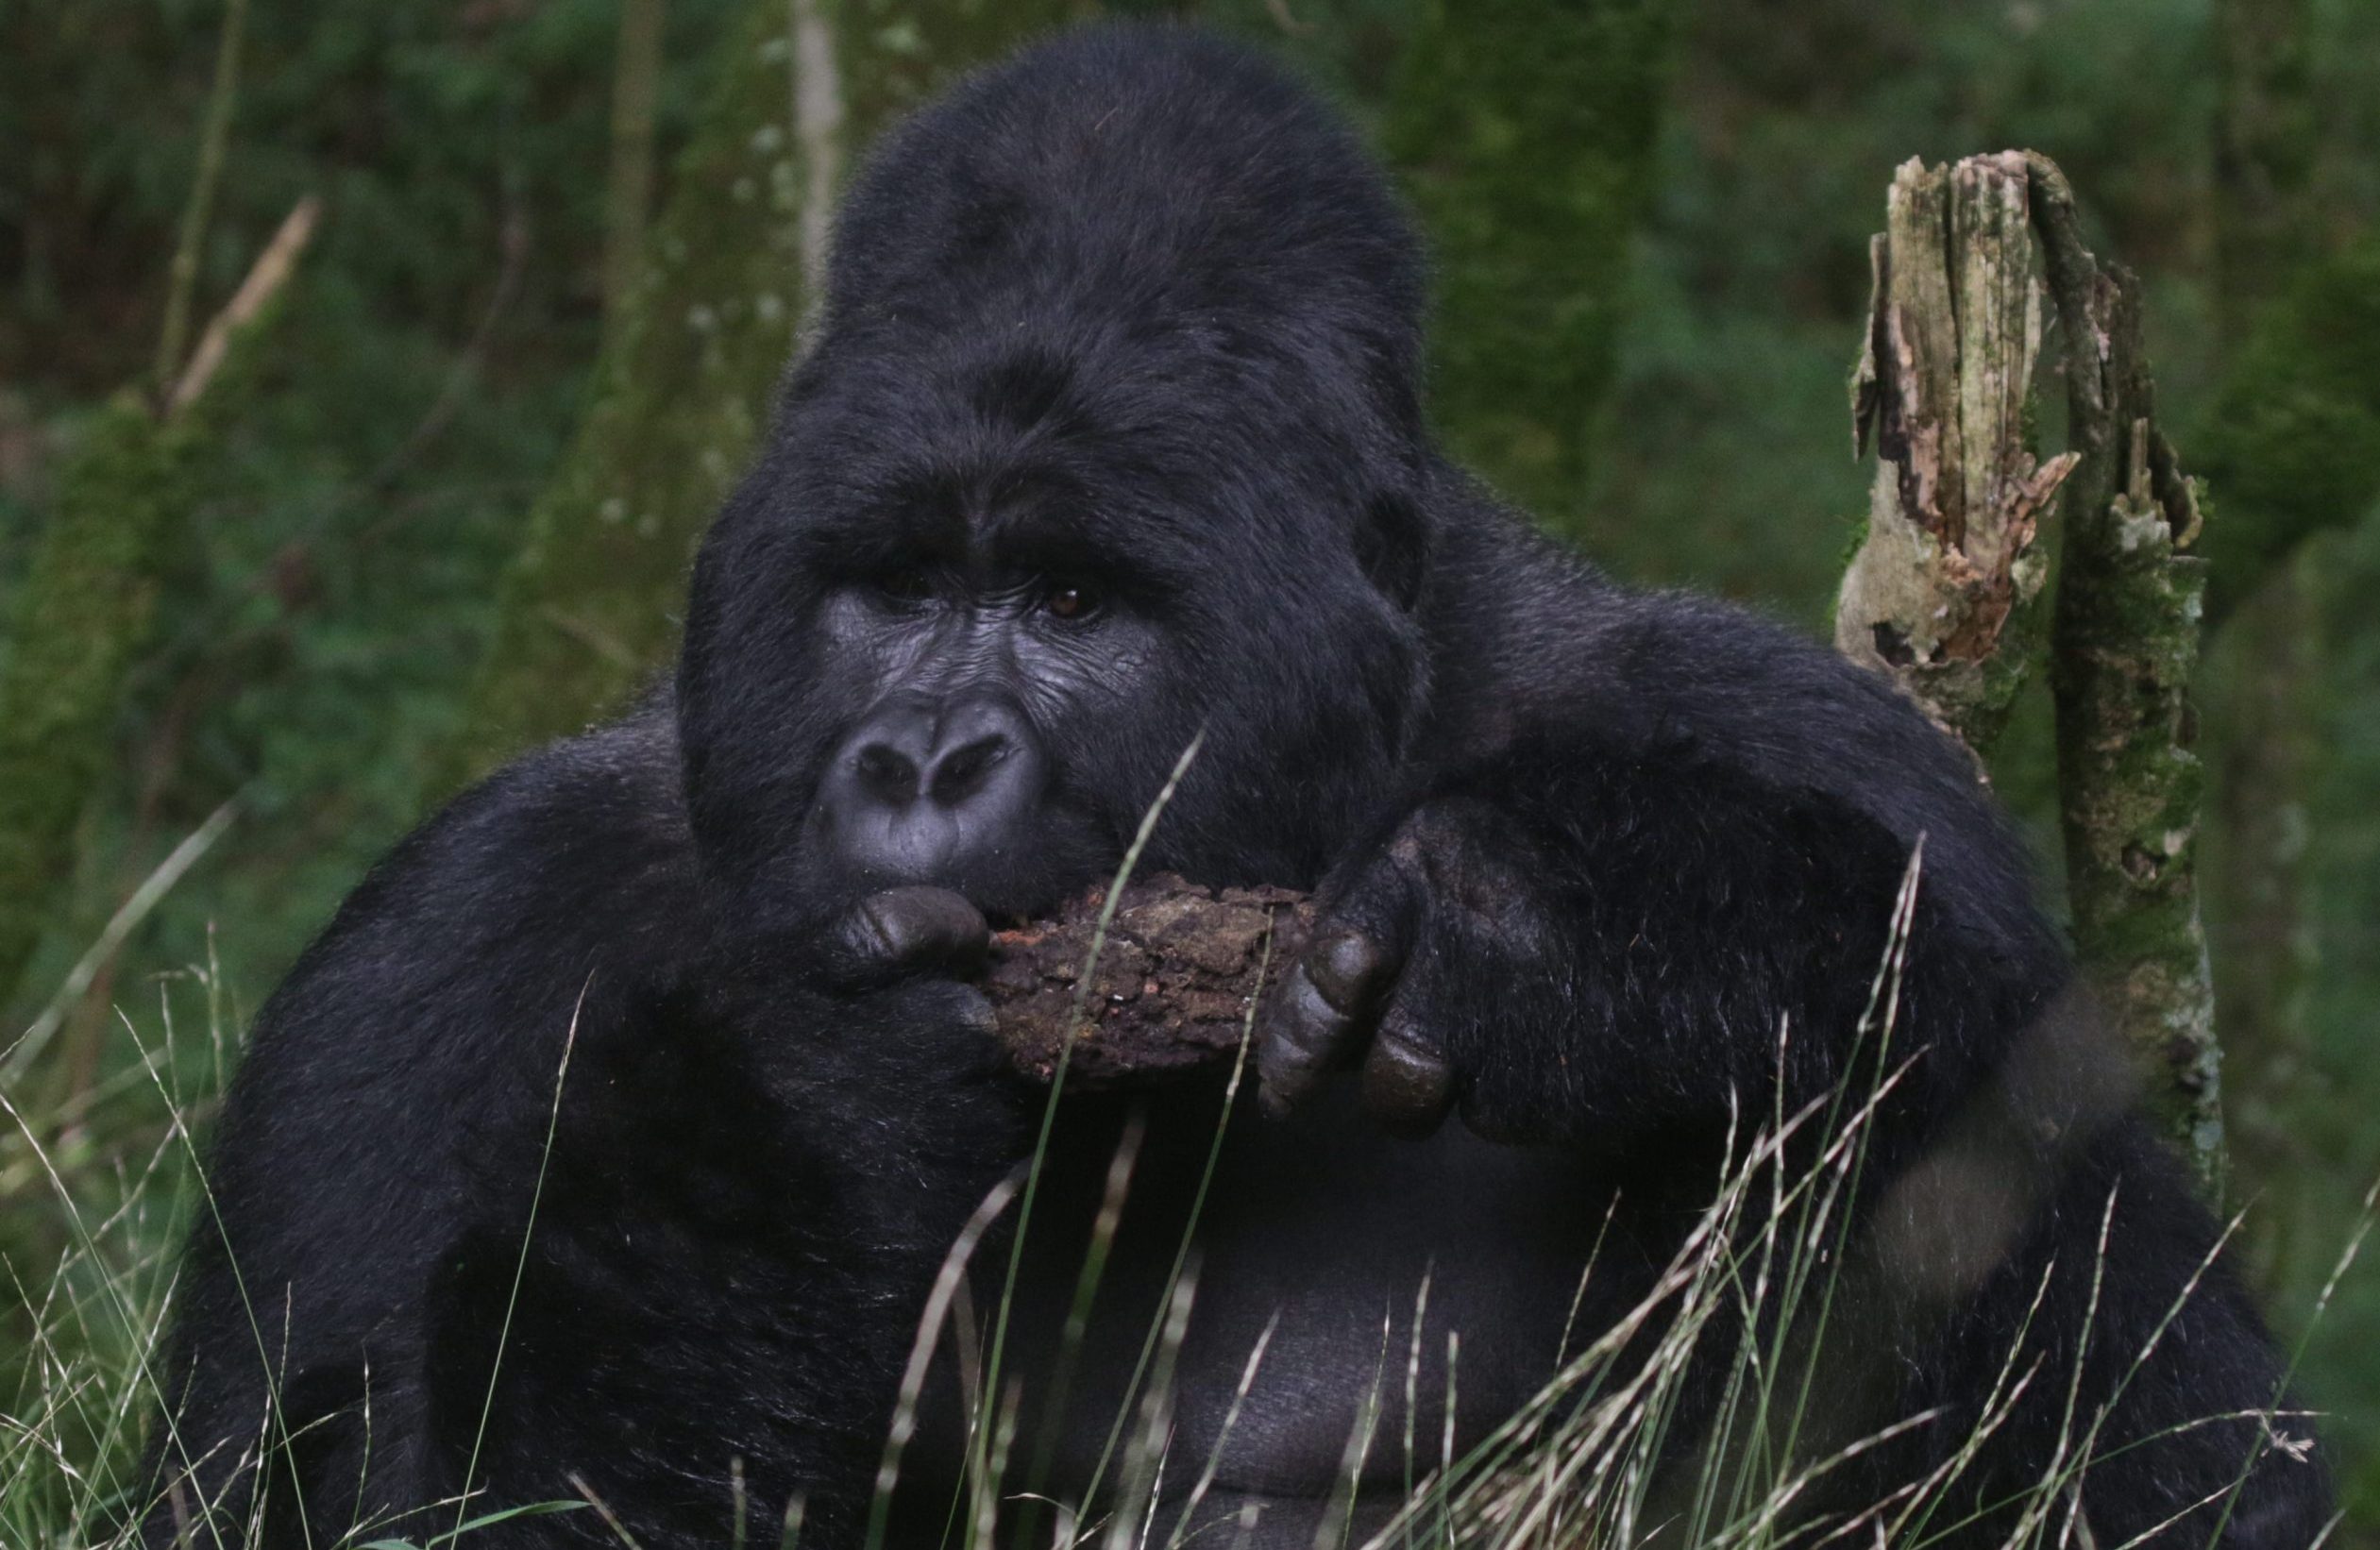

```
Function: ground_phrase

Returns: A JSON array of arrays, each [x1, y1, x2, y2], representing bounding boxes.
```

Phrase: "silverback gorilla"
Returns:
[[147, 24, 2325, 1550]]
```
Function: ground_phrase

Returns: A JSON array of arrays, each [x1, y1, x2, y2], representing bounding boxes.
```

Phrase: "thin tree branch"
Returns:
[[154, 0, 253, 401]]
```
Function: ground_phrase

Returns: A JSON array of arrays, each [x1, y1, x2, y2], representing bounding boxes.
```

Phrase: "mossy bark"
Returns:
[[1383, 0, 1674, 533], [447, 2, 812, 783], [2031, 160, 2223, 1182], [448, 0, 1079, 787], [1831, 154, 2075, 760], [0, 399, 193, 1002]]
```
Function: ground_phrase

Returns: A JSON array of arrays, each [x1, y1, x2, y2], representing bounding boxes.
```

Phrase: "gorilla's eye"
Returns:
[[1040, 581, 1103, 622], [873, 568, 936, 606]]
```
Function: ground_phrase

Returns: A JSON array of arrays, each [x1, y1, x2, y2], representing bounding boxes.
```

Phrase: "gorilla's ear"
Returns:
[[1355, 490, 1431, 613]]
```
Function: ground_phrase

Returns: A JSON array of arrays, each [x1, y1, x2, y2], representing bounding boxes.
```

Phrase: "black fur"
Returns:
[[144, 25, 2328, 1549]]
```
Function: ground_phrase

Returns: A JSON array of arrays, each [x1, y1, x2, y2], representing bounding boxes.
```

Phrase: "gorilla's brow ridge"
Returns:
[[794, 478, 1184, 597]]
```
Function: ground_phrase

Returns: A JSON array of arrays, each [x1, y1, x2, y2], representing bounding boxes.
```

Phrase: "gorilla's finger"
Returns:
[[1258, 923, 1399, 1116], [1308, 928, 1393, 1015], [1257, 959, 1357, 1117], [821, 885, 989, 990], [1359, 1008, 1453, 1139]]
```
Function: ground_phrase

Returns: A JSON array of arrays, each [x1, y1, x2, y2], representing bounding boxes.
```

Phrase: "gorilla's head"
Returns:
[[678, 25, 1439, 928]]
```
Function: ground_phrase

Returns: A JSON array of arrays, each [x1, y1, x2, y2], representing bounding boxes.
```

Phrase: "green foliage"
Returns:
[[1, 0, 746, 1003], [2194, 239, 2380, 621], [1383, 0, 1675, 532]]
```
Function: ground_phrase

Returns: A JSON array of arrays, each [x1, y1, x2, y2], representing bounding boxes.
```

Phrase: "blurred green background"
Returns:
[[5, 0, 2380, 1534]]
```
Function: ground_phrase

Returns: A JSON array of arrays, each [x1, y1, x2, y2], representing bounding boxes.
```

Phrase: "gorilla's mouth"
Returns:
[[803, 784, 1120, 924]]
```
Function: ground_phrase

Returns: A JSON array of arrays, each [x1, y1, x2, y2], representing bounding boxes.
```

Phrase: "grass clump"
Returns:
[[2, 854, 2352, 1549]]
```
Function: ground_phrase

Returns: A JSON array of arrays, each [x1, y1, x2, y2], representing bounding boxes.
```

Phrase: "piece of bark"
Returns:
[[985, 874, 1314, 1087]]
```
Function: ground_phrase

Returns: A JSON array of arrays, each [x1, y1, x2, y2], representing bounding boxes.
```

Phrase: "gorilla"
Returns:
[[145, 24, 2326, 1550]]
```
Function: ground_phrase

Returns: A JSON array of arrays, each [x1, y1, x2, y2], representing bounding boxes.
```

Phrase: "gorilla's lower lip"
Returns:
[[817, 832, 1120, 927]]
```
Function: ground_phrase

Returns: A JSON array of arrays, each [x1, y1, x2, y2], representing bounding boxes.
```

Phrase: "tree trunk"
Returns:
[[152, 0, 251, 401], [1383, 0, 1675, 533], [2031, 160, 2224, 1182], [445, 0, 1079, 788], [600, 0, 669, 330], [1830, 154, 2224, 1180]]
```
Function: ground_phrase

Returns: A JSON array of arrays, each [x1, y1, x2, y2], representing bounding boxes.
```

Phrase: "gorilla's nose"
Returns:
[[849, 719, 1010, 808], [818, 697, 1045, 882]]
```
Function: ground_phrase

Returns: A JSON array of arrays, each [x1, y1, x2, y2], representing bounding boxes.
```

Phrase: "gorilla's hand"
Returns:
[[664, 884, 1029, 1203], [808, 885, 993, 994], [1256, 800, 1561, 1142], [1256, 710, 2034, 1158], [693, 885, 1012, 1119]]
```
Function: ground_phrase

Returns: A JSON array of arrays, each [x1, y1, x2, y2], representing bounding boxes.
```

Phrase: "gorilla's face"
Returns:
[[770, 466, 1172, 917], [675, 325, 1432, 932]]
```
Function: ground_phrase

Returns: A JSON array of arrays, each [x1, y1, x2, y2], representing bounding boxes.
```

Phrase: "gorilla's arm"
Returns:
[[1261, 513, 2061, 1154], [142, 723, 697, 1545], [436, 891, 1027, 1548], [143, 717, 1023, 1548], [1259, 508, 2324, 1545]]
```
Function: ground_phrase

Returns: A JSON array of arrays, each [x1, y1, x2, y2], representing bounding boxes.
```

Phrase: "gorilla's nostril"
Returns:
[[928, 734, 1009, 805], [852, 743, 920, 804]]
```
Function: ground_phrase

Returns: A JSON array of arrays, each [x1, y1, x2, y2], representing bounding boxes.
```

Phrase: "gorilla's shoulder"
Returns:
[[358, 709, 690, 943], [177, 714, 700, 1339], [245, 710, 699, 1070]]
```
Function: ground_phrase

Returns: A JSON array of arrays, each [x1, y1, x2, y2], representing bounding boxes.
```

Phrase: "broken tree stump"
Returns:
[[1832, 151, 2077, 761], [984, 874, 1315, 1087]]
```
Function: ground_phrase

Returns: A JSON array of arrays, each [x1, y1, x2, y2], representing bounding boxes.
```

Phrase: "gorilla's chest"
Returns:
[[911, 1087, 1632, 1537]]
